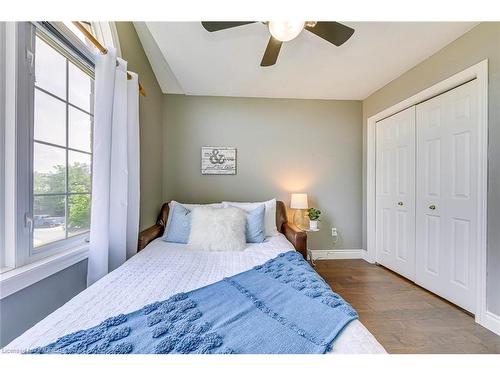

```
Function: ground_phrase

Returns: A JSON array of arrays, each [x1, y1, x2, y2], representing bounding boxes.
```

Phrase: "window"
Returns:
[[0, 22, 95, 273], [32, 35, 94, 252]]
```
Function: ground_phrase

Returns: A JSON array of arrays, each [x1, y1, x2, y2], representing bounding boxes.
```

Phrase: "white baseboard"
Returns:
[[308, 249, 367, 261], [479, 311, 500, 336]]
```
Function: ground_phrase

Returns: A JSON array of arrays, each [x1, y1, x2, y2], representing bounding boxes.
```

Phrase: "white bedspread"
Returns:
[[5, 234, 386, 354]]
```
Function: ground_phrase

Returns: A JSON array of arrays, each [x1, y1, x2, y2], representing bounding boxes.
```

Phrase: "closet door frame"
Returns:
[[366, 59, 491, 332]]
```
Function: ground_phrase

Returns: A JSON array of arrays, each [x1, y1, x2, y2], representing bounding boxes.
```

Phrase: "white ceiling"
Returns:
[[134, 22, 477, 100]]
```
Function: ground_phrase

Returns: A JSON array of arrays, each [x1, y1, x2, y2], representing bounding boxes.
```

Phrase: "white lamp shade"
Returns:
[[290, 193, 308, 209]]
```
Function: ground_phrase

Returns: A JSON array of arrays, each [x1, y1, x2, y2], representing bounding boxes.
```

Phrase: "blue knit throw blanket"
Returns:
[[29, 251, 358, 354]]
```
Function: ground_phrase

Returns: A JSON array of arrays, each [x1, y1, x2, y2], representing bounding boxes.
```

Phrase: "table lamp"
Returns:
[[290, 193, 308, 229]]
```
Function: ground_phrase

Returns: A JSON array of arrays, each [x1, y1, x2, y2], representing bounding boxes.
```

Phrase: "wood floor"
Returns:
[[315, 259, 500, 354]]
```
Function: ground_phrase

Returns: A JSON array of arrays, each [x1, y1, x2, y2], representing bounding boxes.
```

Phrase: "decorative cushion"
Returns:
[[222, 199, 278, 237], [162, 202, 191, 244], [188, 207, 246, 251], [228, 204, 265, 243]]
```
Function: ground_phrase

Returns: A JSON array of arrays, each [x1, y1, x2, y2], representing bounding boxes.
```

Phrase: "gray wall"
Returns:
[[362, 22, 500, 315], [116, 22, 165, 230], [163, 95, 363, 250], [0, 260, 87, 348]]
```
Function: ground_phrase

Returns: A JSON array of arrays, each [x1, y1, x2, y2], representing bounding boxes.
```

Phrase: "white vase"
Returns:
[[309, 220, 318, 230]]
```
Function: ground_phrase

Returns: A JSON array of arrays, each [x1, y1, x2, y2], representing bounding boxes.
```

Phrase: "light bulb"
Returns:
[[268, 21, 305, 42]]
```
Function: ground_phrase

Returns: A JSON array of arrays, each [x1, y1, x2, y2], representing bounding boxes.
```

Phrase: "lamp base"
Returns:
[[293, 209, 307, 230]]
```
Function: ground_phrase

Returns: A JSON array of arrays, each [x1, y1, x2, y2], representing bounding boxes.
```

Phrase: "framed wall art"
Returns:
[[201, 146, 237, 175]]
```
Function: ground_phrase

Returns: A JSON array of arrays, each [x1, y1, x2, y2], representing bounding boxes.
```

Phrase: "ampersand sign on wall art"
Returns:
[[209, 149, 226, 164]]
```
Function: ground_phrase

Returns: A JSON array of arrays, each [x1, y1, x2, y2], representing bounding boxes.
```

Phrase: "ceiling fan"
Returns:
[[201, 21, 355, 67]]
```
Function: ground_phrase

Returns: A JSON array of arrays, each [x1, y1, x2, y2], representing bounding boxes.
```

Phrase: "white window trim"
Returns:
[[0, 22, 6, 270], [3, 22, 18, 271], [15, 21, 35, 267], [0, 22, 93, 296], [0, 244, 88, 299]]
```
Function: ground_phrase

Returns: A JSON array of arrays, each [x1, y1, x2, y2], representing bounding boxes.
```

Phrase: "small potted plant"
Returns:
[[307, 208, 321, 230]]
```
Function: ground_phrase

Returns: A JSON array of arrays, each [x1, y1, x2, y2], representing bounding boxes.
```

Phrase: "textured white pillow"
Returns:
[[188, 206, 247, 251], [222, 199, 278, 237]]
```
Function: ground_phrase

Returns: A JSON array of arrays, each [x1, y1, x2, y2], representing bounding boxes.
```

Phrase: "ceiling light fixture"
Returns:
[[268, 21, 305, 42], [201, 21, 355, 67]]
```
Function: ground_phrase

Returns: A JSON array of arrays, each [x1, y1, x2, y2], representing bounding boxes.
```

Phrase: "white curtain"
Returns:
[[87, 47, 140, 286]]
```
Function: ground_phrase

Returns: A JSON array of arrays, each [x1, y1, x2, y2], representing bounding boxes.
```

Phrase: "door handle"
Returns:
[[397, 201, 404, 206], [429, 204, 436, 210], [25, 212, 33, 232]]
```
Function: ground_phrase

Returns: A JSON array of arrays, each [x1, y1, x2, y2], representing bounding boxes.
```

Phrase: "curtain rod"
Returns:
[[72, 21, 147, 97]]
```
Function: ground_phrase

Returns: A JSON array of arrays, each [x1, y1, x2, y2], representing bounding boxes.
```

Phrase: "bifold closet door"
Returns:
[[375, 106, 416, 281], [415, 80, 478, 313]]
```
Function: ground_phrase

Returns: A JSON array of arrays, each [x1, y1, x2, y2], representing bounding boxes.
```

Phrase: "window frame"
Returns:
[[14, 22, 95, 267], [14, 21, 35, 267], [0, 22, 6, 271], [1, 21, 106, 294], [1, 22, 18, 273]]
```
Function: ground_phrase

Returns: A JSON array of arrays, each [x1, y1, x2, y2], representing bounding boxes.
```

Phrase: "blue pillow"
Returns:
[[162, 203, 191, 244], [243, 204, 266, 243]]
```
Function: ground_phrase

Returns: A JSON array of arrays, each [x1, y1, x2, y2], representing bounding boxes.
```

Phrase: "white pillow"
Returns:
[[165, 200, 223, 231], [222, 198, 278, 237], [188, 206, 246, 251]]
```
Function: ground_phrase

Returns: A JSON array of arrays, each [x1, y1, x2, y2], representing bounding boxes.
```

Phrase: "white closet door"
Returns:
[[376, 107, 416, 280], [415, 80, 478, 312]]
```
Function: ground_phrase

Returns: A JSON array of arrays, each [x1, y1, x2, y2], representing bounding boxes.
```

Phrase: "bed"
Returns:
[[4, 201, 385, 354]]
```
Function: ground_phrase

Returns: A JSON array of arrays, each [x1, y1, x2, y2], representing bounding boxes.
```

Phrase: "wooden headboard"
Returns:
[[137, 201, 307, 258]]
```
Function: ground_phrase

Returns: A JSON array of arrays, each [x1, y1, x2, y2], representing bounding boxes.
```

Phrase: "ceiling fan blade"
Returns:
[[201, 22, 256, 32], [260, 36, 282, 67], [305, 22, 354, 46]]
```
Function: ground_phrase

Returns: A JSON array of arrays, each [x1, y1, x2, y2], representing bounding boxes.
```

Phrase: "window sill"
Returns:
[[0, 245, 89, 299]]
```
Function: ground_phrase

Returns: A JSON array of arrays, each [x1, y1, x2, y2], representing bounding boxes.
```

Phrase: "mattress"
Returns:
[[4, 234, 386, 354]]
